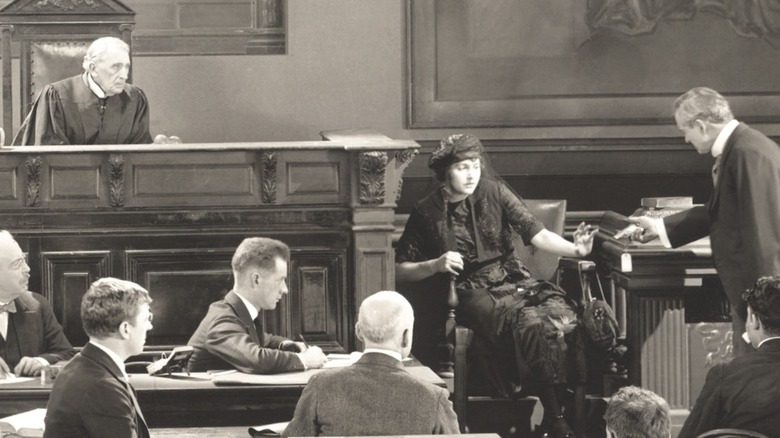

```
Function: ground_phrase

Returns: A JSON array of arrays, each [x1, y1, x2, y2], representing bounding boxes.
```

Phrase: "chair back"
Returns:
[[0, 0, 136, 139], [514, 199, 567, 282], [696, 429, 770, 438]]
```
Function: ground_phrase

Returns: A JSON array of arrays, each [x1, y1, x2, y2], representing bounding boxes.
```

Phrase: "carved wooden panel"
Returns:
[[125, 249, 235, 346], [40, 251, 111, 347], [275, 151, 348, 205], [0, 166, 16, 200], [287, 249, 347, 352], [49, 166, 100, 199]]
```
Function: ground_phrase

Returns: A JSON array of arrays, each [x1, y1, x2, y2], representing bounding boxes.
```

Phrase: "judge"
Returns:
[[13, 36, 153, 146]]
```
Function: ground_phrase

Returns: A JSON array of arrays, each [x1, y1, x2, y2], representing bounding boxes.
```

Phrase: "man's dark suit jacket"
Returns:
[[1, 291, 74, 369], [678, 338, 780, 437], [663, 123, 780, 349], [187, 290, 304, 373], [282, 352, 460, 437], [44, 342, 149, 438]]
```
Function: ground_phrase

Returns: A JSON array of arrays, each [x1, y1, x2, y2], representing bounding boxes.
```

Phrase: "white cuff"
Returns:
[[295, 353, 307, 370], [655, 217, 672, 248]]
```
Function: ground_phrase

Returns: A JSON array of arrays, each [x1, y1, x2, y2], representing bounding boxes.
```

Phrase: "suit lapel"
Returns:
[[81, 344, 149, 437], [225, 291, 260, 344], [709, 123, 746, 213]]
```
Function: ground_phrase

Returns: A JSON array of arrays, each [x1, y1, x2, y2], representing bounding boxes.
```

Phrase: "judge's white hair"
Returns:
[[82, 37, 129, 71]]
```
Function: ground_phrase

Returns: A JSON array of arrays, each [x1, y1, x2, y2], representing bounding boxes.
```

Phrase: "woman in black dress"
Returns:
[[396, 134, 596, 438]]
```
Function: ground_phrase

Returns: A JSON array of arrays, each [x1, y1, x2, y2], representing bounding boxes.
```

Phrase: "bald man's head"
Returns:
[[355, 291, 414, 357]]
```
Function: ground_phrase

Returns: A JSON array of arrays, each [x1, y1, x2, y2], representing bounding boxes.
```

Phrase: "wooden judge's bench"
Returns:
[[0, 130, 418, 356]]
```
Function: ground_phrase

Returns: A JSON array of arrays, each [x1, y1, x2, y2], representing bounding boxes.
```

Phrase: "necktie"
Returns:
[[0, 301, 16, 340], [0, 301, 17, 314], [712, 154, 723, 187]]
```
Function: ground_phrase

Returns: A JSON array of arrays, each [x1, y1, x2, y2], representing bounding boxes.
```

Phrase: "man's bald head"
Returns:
[[355, 291, 414, 357]]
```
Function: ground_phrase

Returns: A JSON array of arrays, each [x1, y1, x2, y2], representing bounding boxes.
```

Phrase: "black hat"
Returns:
[[428, 134, 484, 181]]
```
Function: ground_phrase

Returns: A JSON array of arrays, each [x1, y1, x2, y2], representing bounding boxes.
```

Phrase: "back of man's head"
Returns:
[[743, 275, 780, 336], [355, 291, 414, 356], [81, 277, 151, 339], [673, 87, 734, 127], [605, 386, 671, 438]]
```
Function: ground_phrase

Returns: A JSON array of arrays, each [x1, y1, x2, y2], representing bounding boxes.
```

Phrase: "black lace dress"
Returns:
[[396, 178, 587, 391]]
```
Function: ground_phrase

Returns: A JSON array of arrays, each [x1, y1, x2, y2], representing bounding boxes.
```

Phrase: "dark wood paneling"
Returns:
[[40, 251, 112, 346]]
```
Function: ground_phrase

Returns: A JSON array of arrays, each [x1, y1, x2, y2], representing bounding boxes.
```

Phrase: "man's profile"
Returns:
[[282, 290, 460, 437], [13, 36, 153, 145], [187, 237, 327, 373], [0, 230, 74, 377], [44, 277, 153, 438]]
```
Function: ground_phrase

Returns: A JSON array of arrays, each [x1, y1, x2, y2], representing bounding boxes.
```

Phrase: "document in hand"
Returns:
[[0, 408, 46, 437], [248, 421, 289, 437]]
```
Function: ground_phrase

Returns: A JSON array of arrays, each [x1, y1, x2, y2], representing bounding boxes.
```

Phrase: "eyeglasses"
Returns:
[[146, 312, 154, 323]]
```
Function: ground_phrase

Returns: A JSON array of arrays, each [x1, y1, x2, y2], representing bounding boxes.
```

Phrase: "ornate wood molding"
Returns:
[[694, 322, 734, 368], [394, 149, 418, 203], [358, 151, 387, 205], [261, 151, 277, 204], [25, 155, 41, 207], [108, 153, 125, 208], [31, 0, 107, 11]]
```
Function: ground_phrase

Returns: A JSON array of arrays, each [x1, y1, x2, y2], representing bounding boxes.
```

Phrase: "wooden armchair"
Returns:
[[397, 199, 569, 431]]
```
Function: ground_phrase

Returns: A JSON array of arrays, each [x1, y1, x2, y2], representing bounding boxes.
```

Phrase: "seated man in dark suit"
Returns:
[[13, 36, 153, 145], [0, 230, 74, 377], [282, 290, 460, 437], [187, 237, 327, 373], [45, 278, 153, 438], [679, 274, 780, 437], [604, 386, 670, 438]]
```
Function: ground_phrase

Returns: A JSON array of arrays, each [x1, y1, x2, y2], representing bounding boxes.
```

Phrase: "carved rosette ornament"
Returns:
[[25, 156, 42, 207], [32, 0, 104, 11], [108, 154, 125, 208], [394, 149, 418, 202], [695, 322, 734, 368], [262, 152, 277, 204], [359, 151, 387, 205]]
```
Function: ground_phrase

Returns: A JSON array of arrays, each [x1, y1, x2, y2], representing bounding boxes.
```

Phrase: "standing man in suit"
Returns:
[[187, 237, 327, 373], [679, 275, 780, 437], [628, 87, 780, 355], [0, 230, 74, 377], [44, 277, 153, 438], [282, 291, 460, 437]]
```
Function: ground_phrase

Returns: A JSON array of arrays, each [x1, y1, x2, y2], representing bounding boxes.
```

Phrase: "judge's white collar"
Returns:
[[85, 73, 107, 98]]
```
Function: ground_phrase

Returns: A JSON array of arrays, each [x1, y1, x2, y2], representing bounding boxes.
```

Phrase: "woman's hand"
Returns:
[[573, 222, 598, 257], [434, 251, 464, 276]]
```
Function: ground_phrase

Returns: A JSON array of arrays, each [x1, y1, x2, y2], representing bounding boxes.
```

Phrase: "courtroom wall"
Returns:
[[4, 0, 780, 215]]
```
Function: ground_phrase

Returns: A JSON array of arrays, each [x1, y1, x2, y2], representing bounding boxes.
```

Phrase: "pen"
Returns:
[[297, 334, 309, 348]]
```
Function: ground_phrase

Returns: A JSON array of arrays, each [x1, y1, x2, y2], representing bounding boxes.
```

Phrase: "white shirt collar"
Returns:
[[233, 291, 259, 321], [85, 72, 107, 98], [711, 119, 740, 158], [363, 348, 402, 362], [89, 340, 129, 381], [758, 336, 780, 348]]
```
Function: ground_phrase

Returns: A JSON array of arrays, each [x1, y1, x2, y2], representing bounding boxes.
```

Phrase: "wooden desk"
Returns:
[[151, 429, 497, 438], [0, 365, 445, 427], [593, 214, 730, 435]]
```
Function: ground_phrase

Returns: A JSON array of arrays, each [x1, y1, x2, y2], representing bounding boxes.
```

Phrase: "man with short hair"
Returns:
[[604, 386, 671, 438], [13, 36, 153, 145], [628, 87, 780, 356], [678, 275, 780, 437], [0, 230, 74, 377], [44, 277, 153, 438], [282, 290, 459, 437], [187, 237, 327, 373]]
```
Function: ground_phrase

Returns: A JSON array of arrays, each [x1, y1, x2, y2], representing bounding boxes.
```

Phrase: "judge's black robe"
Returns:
[[13, 73, 152, 145]]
